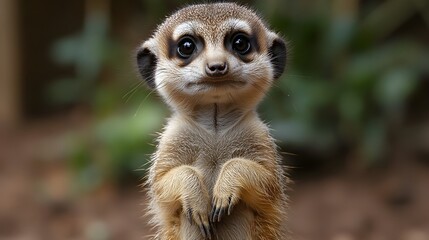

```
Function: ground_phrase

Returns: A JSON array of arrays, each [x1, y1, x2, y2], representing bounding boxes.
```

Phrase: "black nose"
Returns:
[[205, 62, 228, 77]]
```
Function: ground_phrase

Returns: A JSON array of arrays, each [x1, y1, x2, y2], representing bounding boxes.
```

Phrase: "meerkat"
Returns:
[[136, 2, 289, 240]]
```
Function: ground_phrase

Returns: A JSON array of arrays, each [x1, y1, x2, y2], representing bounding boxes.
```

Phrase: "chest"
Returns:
[[155, 115, 273, 189], [181, 127, 259, 188]]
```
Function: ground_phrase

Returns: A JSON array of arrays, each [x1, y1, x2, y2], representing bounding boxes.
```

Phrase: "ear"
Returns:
[[136, 39, 158, 89], [268, 34, 287, 80]]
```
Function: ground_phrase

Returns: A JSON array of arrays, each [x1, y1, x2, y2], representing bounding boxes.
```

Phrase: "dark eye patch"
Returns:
[[224, 31, 259, 62], [168, 35, 204, 66]]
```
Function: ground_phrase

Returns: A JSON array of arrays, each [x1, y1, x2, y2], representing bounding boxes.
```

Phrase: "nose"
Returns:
[[205, 62, 228, 77]]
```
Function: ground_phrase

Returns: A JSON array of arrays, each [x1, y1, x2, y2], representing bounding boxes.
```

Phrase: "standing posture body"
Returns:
[[137, 3, 288, 240]]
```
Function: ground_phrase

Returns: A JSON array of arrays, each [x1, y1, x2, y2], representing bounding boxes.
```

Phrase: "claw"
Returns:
[[213, 205, 221, 222], [199, 224, 206, 239], [217, 207, 224, 222], [211, 195, 237, 223], [211, 199, 218, 222], [207, 216, 213, 239], [198, 214, 211, 239], [186, 208, 193, 224], [210, 204, 216, 222], [211, 210, 216, 223], [227, 196, 234, 215]]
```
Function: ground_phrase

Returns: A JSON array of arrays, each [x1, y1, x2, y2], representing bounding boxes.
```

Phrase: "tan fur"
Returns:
[[139, 3, 289, 240]]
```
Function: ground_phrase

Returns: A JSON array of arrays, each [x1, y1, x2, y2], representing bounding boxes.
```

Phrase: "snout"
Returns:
[[205, 61, 229, 77]]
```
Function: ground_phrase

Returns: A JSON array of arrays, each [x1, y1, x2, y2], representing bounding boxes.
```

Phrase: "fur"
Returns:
[[137, 3, 289, 240]]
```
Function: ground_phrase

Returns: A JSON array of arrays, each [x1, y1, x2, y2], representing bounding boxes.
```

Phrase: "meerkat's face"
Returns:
[[137, 3, 286, 108]]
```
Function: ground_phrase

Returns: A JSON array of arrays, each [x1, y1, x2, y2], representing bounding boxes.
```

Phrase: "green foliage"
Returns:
[[49, 12, 119, 105], [259, 0, 429, 162], [69, 101, 166, 192]]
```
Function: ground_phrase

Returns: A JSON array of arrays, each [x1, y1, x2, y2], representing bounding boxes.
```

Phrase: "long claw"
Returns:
[[186, 208, 193, 223], [212, 199, 219, 222], [198, 214, 211, 239], [227, 196, 234, 215], [199, 224, 206, 239], [210, 198, 217, 222], [212, 208, 218, 223], [207, 216, 213, 239], [217, 207, 225, 222], [210, 205, 216, 222]]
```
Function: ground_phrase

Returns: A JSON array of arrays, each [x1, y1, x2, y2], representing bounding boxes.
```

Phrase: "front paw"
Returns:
[[183, 197, 212, 239], [211, 184, 240, 223]]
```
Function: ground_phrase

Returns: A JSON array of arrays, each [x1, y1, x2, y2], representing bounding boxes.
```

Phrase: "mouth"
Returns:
[[187, 79, 246, 88]]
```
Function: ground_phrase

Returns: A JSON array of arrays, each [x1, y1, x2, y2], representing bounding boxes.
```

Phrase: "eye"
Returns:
[[232, 34, 251, 55], [177, 37, 196, 58]]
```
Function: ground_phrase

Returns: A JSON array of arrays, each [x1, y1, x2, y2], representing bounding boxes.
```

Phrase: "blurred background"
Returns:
[[0, 0, 429, 239]]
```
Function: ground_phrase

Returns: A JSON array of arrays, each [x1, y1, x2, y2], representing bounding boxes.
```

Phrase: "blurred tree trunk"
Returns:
[[19, 0, 84, 118], [0, 0, 20, 129]]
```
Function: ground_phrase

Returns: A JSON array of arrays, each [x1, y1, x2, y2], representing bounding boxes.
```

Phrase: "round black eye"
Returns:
[[232, 34, 251, 55], [177, 37, 196, 58]]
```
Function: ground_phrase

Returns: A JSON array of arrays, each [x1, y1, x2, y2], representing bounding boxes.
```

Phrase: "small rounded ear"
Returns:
[[136, 46, 157, 89], [268, 37, 287, 80]]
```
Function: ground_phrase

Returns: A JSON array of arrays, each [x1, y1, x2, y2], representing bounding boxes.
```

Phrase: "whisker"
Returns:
[[123, 80, 145, 103], [134, 97, 146, 117]]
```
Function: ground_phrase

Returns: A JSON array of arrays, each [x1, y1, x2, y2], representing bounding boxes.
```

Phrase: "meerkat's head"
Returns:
[[137, 3, 286, 110]]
